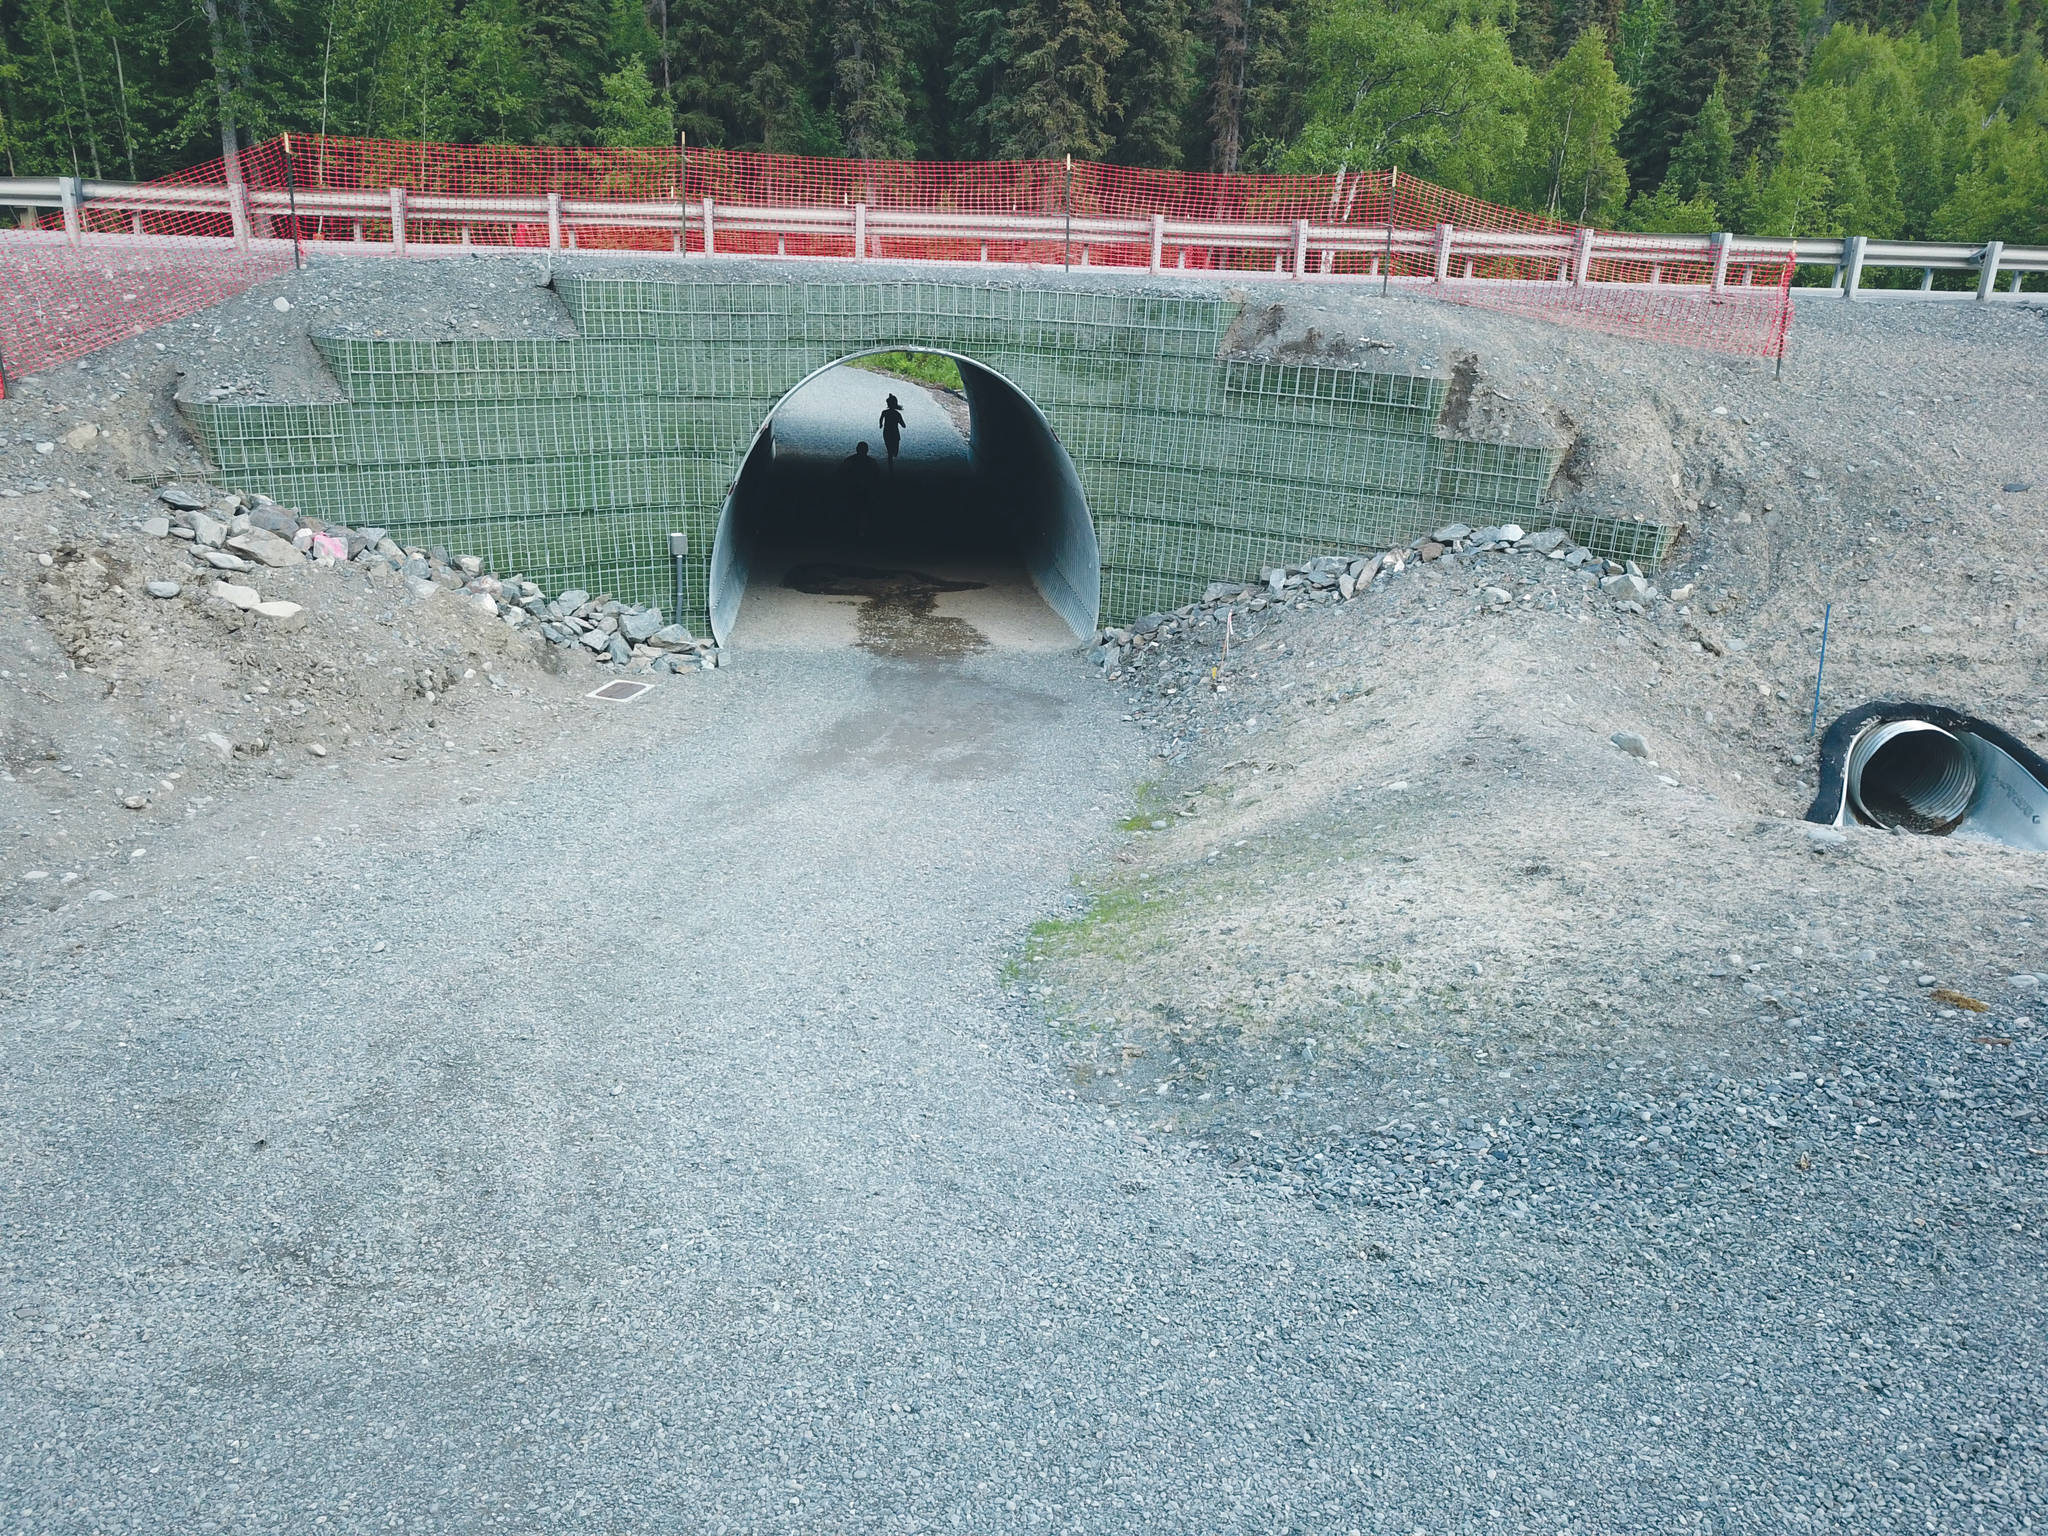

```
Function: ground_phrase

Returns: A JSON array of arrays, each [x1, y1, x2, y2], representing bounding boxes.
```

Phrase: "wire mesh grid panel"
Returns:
[[179, 270, 1670, 630]]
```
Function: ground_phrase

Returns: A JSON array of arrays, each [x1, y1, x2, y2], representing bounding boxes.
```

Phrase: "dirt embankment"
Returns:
[[1026, 292, 2048, 1158], [0, 275, 650, 919]]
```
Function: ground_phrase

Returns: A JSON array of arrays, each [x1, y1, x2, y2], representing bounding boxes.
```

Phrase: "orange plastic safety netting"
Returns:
[[0, 151, 297, 395], [0, 136, 1792, 394]]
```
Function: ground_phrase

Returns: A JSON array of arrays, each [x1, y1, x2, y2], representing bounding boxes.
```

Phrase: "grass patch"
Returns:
[[1114, 779, 1167, 832], [849, 350, 964, 391]]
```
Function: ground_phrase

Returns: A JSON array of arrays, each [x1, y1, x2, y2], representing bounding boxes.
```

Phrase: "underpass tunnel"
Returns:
[[707, 351, 1098, 652]]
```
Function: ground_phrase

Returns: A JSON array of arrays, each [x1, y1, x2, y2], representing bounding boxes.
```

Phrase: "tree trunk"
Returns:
[[102, 0, 139, 181], [197, 0, 245, 187], [38, 17, 86, 179], [59, 0, 105, 179], [1208, 0, 1246, 173], [655, 0, 671, 98]]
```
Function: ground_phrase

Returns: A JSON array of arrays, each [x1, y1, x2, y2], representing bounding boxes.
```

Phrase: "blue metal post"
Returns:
[[1809, 603, 1832, 738]]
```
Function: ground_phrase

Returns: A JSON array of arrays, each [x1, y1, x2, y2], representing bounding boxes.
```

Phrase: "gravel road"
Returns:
[[9, 636, 2043, 1534]]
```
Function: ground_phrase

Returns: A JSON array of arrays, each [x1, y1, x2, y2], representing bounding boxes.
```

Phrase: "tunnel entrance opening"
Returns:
[[707, 349, 1098, 656]]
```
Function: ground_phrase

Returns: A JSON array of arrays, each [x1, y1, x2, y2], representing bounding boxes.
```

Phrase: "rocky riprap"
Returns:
[[1089, 519, 1689, 676], [144, 481, 722, 672]]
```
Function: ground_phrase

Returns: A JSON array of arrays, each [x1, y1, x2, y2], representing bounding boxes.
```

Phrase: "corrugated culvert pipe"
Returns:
[[1808, 703, 2048, 850]]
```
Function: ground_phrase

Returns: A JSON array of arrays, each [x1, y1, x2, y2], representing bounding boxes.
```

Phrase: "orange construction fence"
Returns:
[[0, 135, 1793, 393]]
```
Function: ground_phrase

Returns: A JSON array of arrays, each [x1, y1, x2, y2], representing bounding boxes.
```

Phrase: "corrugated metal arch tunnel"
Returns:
[[706, 350, 1100, 646]]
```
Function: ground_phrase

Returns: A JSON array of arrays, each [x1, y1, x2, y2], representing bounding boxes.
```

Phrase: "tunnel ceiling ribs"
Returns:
[[178, 276, 1675, 633]]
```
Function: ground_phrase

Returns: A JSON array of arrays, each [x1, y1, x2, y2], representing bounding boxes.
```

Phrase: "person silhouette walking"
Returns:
[[879, 393, 907, 473], [840, 440, 883, 540]]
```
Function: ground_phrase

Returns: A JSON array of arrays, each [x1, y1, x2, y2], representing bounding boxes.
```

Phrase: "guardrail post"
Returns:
[[389, 186, 406, 255], [703, 195, 716, 256], [1571, 225, 1593, 285], [547, 192, 561, 251], [58, 176, 83, 246], [1433, 223, 1453, 282], [1710, 231, 1730, 292], [1976, 240, 2003, 300], [1841, 234, 1866, 299], [1292, 218, 1309, 279], [1149, 212, 1163, 275], [853, 201, 866, 260]]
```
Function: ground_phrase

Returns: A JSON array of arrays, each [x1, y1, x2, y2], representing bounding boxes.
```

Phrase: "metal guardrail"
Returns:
[[5, 173, 2040, 297]]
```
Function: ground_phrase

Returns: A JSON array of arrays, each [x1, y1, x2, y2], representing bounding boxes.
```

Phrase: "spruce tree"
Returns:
[[729, 0, 824, 150], [986, 0, 1127, 159], [946, 0, 1010, 156], [1205, 0, 1247, 170], [1110, 0, 1195, 164], [530, 0, 616, 143], [1556, 0, 1626, 54], [1621, 0, 1768, 190], [2002, 28, 2045, 127], [1925, 0, 1968, 107], [1240, 0, 1309, 164], [1740, 0, 1801, 162], [668, 0, 739, 144], [831, 0, 916, 157], [1665, 76, 1732, 201], [1510, 0, 1559, 67]]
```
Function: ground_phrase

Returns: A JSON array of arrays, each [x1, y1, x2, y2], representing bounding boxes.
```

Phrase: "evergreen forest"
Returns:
[[4, 0, 2044, 244]]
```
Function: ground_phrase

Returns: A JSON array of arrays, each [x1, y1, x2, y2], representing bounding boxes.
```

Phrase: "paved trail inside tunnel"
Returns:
[[13, 641, 2027, 1534]]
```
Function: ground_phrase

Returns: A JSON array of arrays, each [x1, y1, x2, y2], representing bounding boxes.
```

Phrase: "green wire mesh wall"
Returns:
[[180, 275, 1675, 632]]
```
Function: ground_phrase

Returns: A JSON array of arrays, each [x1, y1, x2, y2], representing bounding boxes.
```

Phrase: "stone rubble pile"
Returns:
[[146, 483, 721, 672], [1089, 520, 1689, 670]]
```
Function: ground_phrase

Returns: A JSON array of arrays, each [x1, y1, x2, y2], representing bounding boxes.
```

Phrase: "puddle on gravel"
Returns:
[[784, 563, 991, 660]]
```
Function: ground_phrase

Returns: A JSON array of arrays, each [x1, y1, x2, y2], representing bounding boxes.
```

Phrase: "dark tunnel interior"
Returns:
[[706, 353, 1098, 647]]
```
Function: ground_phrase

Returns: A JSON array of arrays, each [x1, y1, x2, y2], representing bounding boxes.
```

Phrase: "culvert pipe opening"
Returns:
[[1809, 703, 2048, 851], [1848, 721, 1976, 834], [706, 350, 1098, 653]]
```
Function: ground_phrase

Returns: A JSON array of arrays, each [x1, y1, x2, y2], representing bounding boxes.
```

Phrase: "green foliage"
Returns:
[[1624, 175, 1719, 226], [0, 0, 2039, 259], [528, 0, 616, 145], [1194, 0, 1315, 171], [986, 0, 1128, 158], [1614, 0, 1669, 88], [1742, 0, 1804, 157], [848, 349, 966, 388], [1663, 77, 1732, 202], [1941, 113, 2048, 239], [1110, 0, 1197, 164], [1280, 0, 1532, 200], [597, 62, 673, 147], [1508, 25, 1633, 219], [830, 0, 920, 158], [343, 0, 542, 144]]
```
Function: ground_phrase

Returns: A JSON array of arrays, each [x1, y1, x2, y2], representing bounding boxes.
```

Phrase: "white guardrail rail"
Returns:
[[3, 173, 2042, 298]]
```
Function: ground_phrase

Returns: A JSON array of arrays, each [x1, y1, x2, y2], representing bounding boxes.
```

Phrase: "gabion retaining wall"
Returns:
[[179, 274, 1675, 632]]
